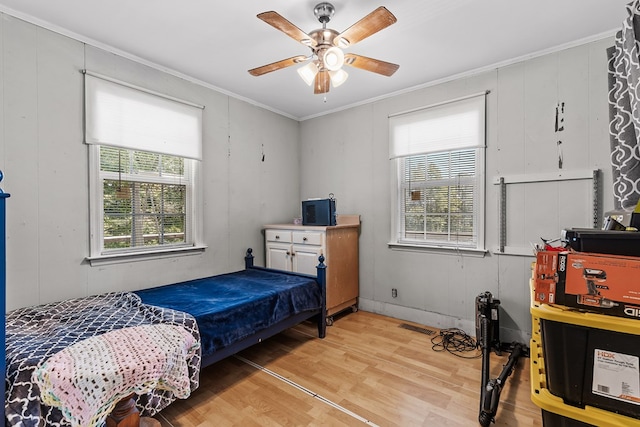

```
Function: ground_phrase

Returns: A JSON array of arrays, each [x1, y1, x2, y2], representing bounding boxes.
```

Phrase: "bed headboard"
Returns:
[[1, 169, 10, 424]]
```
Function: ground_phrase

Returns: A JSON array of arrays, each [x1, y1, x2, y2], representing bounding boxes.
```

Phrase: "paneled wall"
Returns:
[[300, 38, 615, 342], [0, 10, 617, 343], [0, 14, 301, 310]]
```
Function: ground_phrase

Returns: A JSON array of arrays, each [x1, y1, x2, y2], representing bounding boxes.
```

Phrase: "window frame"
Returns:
[[84, 72, 205, 265], [87, 146, 205, 264], [389, 93, 487, 254]]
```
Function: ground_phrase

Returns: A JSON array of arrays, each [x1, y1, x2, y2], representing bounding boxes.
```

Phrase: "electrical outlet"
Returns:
[[392, 288, 397, 298]]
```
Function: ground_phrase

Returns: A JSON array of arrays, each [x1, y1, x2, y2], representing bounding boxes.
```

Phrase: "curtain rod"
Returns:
[[388, 90, 489, 118], [81, 69, 205, 110]]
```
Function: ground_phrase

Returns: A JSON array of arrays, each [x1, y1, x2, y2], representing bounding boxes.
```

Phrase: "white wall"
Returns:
[[0, 14, 302, 310], [300, 38, 615, 343]]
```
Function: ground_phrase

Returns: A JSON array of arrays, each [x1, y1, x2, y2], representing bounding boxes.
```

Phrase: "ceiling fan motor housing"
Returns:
[[308, 28, 339, 70], [314, 2, 335, 25]]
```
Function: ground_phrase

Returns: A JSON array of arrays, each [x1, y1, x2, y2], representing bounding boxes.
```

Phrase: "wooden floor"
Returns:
[[155, 311, 542, 426]]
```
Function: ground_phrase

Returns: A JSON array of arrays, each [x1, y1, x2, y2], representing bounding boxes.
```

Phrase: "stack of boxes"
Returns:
[[531, 233, 640, 426]]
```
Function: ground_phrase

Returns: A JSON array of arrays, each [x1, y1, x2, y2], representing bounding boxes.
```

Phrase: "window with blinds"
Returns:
[[84, 72, 203, 259], [100, 147, 191, 250], [390, 94, 486, 250]]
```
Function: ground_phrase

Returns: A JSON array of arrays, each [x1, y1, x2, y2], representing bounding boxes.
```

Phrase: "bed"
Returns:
[[5, 248, 327, 427], [5, 291, 201, 427], [134, 249, 327, 367]]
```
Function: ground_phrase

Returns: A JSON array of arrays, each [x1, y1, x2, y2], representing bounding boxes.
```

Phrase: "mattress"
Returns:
[[134, 268, 322, 359]]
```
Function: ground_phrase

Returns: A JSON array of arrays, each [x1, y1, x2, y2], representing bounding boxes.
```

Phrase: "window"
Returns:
[[389, 93, 486, 251], [100, 147, 193, 250], [84, 72, 204, 261]]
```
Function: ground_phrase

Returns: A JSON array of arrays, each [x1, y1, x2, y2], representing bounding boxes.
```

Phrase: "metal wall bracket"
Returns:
[[494, 169, 600, 255]]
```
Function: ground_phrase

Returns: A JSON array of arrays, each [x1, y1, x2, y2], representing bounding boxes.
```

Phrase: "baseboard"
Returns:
[[358, 298, 530, 345]]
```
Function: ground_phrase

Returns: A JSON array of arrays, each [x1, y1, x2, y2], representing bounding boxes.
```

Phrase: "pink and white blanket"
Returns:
[[32, 324, 200, 427]]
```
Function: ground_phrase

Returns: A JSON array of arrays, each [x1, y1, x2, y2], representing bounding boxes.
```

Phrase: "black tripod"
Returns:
[[476, 292, 527, 427]]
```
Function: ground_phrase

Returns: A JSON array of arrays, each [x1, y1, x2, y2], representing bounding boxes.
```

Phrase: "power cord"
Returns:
[[431, 328, 481, 359]]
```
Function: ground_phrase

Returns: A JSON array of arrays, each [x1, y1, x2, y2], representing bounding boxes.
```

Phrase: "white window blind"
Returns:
[[389, 93, 486, 251], [84, 72, 203, 160], [389, 94, 485, 159]]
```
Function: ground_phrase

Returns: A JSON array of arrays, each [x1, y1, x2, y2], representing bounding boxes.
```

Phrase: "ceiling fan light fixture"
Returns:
[[297, 61, 319, 85], [323, 46, 344, 71], [329, 68, 348, 87]]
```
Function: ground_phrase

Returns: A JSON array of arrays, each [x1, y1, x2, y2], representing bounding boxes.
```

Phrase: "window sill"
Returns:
[[388, 242, 487, 257], [86, 245, 207, 266]]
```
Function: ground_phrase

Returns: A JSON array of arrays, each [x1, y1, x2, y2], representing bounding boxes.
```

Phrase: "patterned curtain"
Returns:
[[608, 0, 640, 210]]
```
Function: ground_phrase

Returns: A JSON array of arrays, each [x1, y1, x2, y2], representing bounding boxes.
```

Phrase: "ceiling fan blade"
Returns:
[[248, 55, 308, 76], [334, 7, 397, 48], [257, 11, 317, 47], [344, 53, 399, 77], [314, 70, 330, 94]]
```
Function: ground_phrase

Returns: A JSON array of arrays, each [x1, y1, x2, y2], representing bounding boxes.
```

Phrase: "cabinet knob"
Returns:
[[303, 237, 307, 241], [275, 235, 280, 239], [286, 251, 290, 255]]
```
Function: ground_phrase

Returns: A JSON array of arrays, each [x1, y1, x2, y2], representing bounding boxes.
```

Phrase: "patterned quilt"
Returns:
[[5, 292, 201, 427]]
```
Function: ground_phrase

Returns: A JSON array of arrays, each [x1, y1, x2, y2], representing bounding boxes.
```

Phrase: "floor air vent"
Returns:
[[399, 323, 436, 335]]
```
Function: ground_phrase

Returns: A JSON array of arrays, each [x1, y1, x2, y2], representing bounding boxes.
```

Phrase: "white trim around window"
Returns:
[[87, 145, 205, 265], [389, 93, 487, 253]]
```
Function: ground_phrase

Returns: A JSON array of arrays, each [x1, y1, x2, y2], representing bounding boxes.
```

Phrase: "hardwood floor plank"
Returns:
[[158, 311, 542, 426]]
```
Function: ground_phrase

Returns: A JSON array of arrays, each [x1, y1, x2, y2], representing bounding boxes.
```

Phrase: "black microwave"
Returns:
[[302, 198, 336, 226]]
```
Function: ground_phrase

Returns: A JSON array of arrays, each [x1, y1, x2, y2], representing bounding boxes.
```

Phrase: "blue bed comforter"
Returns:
[[134, 268, 322, 359]]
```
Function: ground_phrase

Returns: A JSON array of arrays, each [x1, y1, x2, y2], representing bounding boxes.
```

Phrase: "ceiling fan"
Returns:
[[248, 2, 399, 94]]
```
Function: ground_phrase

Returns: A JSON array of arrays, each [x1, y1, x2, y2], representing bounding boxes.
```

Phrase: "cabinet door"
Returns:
[[266, 242, 292, 272], [292, 244, 323, 275]]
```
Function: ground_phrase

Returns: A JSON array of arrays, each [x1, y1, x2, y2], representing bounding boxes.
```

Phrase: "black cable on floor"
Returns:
[[431, 328, 482, 359]]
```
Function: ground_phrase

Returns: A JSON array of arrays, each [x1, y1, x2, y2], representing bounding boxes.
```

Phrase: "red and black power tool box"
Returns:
[[533, 251, 567, 305], [534, 250, 640, 320]]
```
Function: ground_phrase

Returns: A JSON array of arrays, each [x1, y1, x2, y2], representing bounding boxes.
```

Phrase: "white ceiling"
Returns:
[[0, 0, 631, 120]]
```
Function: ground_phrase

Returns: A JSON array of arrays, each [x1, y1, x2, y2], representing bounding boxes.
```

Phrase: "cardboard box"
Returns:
[[533, 251, 567, 305], [564, 252, 640, 320], [534, 250, 640, 320]]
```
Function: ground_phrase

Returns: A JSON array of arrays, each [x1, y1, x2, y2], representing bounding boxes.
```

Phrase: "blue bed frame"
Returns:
[[204, 248, 326, 367], [1, 170, 9, 424]]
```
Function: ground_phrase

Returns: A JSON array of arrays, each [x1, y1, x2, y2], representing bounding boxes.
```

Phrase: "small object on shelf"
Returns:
[[603, 215, 627, 231]]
